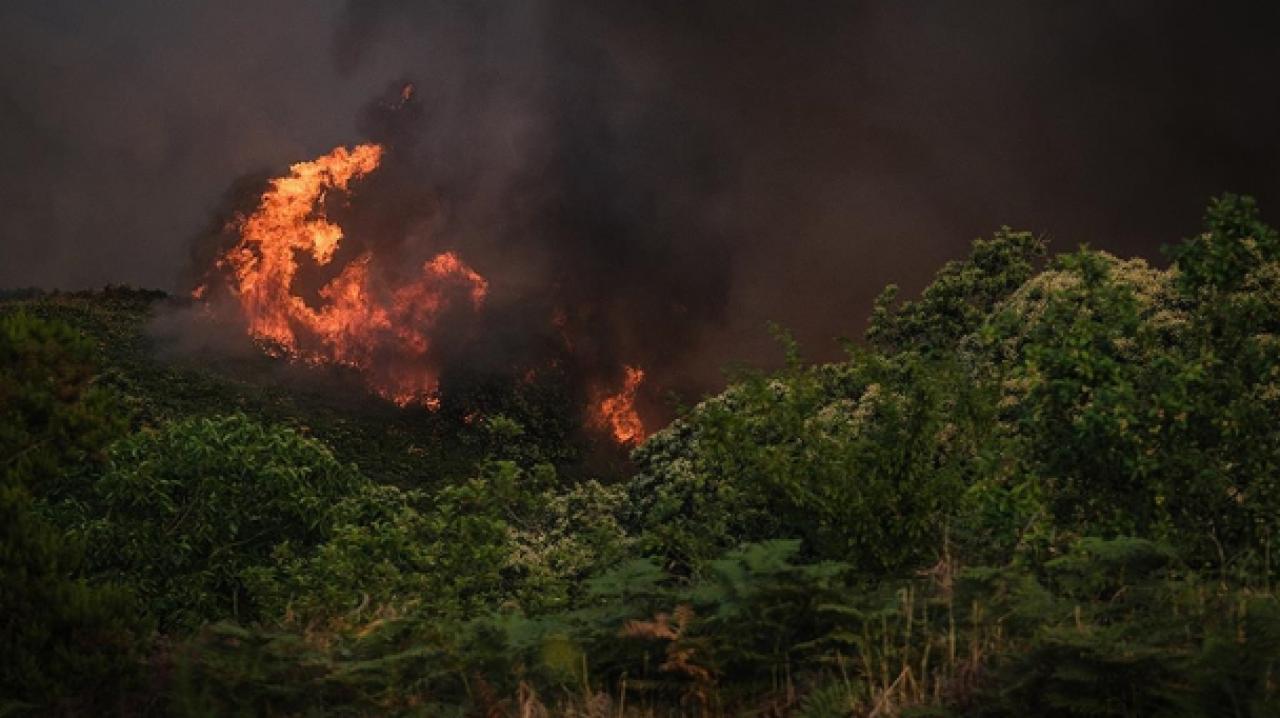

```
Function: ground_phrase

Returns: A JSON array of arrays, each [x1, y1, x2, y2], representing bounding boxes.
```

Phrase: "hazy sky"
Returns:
[[3, 1, 1279, 372]]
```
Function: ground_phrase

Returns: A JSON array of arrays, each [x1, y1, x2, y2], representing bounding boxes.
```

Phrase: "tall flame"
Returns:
[[592, 365, 647, 446], [202, 141, 649, 447], [209, 143, 487, 407]]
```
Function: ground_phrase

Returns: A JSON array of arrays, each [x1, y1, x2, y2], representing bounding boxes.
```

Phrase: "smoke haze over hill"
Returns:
[[3, 0, 1279, 386]]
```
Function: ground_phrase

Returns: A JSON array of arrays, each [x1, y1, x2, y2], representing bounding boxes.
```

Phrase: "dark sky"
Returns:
[[3, 0, 1279, 374]]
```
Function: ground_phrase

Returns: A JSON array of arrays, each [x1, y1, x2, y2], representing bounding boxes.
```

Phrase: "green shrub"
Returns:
[[0, 313, 144, 709], [244, 459, 632, 625], [625, 335, 988, 574], [74, 413, 370, 630], [970, 538, 1280, 717], [867, 228, 1046, 355]]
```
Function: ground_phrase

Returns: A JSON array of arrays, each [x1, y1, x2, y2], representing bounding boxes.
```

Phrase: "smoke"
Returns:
[[4, 0, 1280, 405]]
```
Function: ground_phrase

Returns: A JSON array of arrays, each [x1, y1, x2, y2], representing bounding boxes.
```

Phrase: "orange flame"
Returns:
[[592, 365, 647, 446], [209, 143, 487, 407], [204, 142, 650, 445]]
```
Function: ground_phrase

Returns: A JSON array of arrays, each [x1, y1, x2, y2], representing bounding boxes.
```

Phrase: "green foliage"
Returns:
[[0, 289, 578, 489], [171, 536, 1280, 716], [971, 538, 1280, 717], [683, 540, 851, 681], [958, 212, 1280, 571], [0, 313, 143, 710], [8, 196, 1280, 715], [988, 250, 1172, 536], [626, 351, 982, 574], [1, 311, 127, 483], [239, 482, 436, 623], [72, 413, 371, 630], [170, 542, 853, 714], [867, 228, 1045, 355], [244, 459, 632, 626], [1168, 193, 1280, 294]]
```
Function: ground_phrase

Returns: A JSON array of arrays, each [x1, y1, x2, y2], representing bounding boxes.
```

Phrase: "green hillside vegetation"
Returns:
[[3, 195, 1279, 715]]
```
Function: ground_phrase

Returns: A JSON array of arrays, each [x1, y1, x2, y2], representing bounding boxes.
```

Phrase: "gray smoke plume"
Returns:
[[4, 0, 1280, 407]]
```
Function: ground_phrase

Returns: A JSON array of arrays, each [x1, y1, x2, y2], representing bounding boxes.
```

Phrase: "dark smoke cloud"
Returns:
[[0, 0, 367, 289], [4, 1, 1280, 402]]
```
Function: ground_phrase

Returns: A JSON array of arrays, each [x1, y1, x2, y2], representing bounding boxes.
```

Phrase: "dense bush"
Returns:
[[0, 313, 143, 711], [629, 196, 1280, 581], [958, 201, 1280, 572], [246, 459, 632, 623], [173, 536, 1280, 717], [70, 413, 373, 630], [967, 538, 1280, 717], [49, 406, 632, 636], [624, 351, 982, 574], [6, 195, 1280, 715]]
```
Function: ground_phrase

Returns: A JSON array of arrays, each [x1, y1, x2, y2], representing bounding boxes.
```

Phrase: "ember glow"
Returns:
[[592, 365, 647, 446], [206, 143, 488, 407]]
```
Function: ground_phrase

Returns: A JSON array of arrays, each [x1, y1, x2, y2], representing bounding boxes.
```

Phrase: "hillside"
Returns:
[[3, 195, 1280, 716], [0, 287, 607, 488]]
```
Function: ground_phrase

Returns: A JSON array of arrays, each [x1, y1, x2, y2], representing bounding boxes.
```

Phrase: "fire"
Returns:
[[200, 139, 649, 447], [206, 143, 487, 407], [592, 365, 647, 446]]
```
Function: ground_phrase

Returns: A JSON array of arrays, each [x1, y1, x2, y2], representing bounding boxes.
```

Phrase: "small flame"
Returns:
[[205, 143, 487, 407], [593, 365, 647, 446]]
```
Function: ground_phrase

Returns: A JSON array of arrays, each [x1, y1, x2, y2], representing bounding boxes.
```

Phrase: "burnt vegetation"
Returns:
[[5, 196, 1280, 715]]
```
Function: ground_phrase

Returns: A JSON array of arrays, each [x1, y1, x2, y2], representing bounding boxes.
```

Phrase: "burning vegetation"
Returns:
[[199, 142, 489, 408], [194, 119, 650, 445], [183, 61, 748, 448], [591, 365, 647, 445]]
